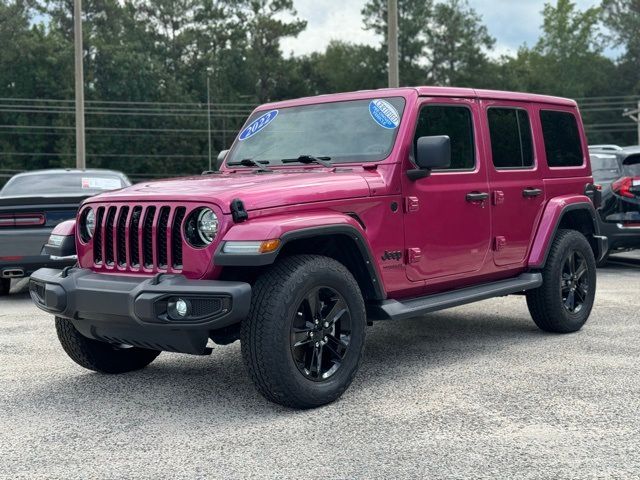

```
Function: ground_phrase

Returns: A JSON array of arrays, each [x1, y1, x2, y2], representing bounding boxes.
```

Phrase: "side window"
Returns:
[[540, 110, 584, 167], [414, 105, 474, 170], [488, 108, 534, 169]]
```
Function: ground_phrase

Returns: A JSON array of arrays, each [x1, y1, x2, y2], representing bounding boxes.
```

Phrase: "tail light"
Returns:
[[611, 177, 640, 199], [0, 213, 45, 227]]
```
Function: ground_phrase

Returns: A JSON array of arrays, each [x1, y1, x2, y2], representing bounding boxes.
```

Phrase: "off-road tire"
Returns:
[[0, 278, 10, 295], [241, 255, 366, 409], [526, 229, 596, 333], [55, 317, 160, 373]]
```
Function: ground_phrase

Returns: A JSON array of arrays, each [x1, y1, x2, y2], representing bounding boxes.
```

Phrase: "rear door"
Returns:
[[402, 98, 492, 282], [481, 101, 545, 266]]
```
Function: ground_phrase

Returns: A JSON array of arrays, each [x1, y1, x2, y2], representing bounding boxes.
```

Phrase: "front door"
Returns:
[[481, 102, 545, 266], [403, 98, 492, 283]]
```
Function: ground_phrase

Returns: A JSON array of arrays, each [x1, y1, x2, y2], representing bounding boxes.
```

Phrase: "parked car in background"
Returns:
[[590, 147, 640, 264], [0, 169, 130, 294], [589, 144, 623, 152]]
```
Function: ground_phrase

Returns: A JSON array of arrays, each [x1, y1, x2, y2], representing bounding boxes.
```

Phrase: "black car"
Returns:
[[590, 147, 640, 264], [0, 169, 130, 294]]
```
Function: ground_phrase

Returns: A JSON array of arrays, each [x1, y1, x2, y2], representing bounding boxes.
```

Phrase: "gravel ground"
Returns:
[[1, 253, 639, 479]]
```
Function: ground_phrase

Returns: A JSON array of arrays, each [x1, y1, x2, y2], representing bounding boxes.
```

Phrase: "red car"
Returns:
[[30, 87, 606, 408]]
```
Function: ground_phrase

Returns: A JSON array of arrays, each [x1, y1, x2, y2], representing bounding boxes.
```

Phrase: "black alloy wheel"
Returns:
[[290, 286, 351, 382], [560, 250, 589, 314]]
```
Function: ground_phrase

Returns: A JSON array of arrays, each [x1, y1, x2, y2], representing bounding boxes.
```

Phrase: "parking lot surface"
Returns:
[[1, 253, 639, 479]]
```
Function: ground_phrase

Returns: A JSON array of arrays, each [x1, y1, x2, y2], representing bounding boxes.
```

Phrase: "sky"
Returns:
[[280, 0, 604, 58]]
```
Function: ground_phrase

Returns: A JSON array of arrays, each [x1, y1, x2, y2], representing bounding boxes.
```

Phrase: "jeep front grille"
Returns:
[[92, 205, 186, 272]]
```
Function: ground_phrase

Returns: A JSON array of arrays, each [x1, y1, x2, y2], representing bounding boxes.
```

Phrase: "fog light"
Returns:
[[168, 298, 190, 320], [176, 299, 188, 317]]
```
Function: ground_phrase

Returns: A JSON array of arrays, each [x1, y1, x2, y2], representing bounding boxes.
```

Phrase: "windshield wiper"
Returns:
[[227, 158, 272, 172], [281, 155, 333, 168]]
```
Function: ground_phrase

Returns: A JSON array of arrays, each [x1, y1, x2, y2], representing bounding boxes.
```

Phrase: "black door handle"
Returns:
[[523, 188, 543, 197], [466, 192, 489, 202]]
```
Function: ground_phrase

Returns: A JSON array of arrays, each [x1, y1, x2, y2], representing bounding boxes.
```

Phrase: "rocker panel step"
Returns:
[[367, 273, 543, 321]]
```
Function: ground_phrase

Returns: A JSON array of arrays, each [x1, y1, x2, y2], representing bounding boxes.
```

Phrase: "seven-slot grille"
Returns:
[[92, 205, 186, 272]]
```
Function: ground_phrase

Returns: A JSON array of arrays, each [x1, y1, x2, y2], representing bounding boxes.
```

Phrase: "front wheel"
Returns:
[[526, 229, 597, 333], [55, 317, 161, 373], [241, 255, 366, 409]]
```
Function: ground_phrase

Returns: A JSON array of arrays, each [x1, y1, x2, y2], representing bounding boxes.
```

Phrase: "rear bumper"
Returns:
[[29, 268, 251, 354], [1, 254, 76, 278], [598, 221, 640, 250]]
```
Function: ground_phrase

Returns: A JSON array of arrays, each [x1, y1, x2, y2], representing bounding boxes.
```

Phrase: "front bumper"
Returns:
[[29, 268, 251, 354]]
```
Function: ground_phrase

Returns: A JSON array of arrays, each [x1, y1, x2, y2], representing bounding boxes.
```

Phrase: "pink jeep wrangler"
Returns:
[[30, 87, 607, 408]]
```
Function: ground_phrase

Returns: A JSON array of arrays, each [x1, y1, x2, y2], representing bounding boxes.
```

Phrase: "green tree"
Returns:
[[602, 0, 640, 92], [301, 41, 387, 94], [362, 0, 432, 85], [362, 0, 494, 86], [240, 0, 306, 102], [497, 0, 612, 98], [426, 0, 495, 86]]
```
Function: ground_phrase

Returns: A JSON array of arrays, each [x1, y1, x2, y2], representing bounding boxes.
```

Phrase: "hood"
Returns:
[[87, 169, 372, 213]]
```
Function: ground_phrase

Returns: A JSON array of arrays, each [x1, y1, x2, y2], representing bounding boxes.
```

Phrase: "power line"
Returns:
[[0, 152, 209, 158], [0, 97, 257, 107], [0, 125, 238, 133]]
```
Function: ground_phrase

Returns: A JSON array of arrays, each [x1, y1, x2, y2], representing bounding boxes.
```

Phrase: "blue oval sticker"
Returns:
[[239, 110, 279, 141], [369, 99, 400, 129]]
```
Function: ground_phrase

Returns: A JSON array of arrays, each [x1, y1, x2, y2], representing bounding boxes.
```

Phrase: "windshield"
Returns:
[[590, 154, 621, 182], [226, 97, 406, 166], [0, 172, 127, 197]]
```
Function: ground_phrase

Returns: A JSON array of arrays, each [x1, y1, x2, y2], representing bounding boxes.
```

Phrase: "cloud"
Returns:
[[280, 0, 379, 56], [282, 0, 604, 57]]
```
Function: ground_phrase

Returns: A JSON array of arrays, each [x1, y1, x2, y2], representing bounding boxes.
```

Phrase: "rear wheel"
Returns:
[[55, 317, 160, 373], [526, 229, 596, 333], [241, 255, 366, 409], [0, 278, 10, 295]]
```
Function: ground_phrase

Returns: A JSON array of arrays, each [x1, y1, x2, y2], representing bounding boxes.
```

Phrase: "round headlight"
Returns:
[[197, 208, 219, 244], [184, 208, 219, 247], [81, 208, 96, 242]]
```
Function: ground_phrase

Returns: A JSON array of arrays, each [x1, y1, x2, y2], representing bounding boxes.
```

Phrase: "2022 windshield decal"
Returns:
[[239, 110, 279, 141]]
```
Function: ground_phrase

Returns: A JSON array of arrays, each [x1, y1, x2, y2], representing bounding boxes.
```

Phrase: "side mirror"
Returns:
[[408, 135, 451, 180], [215, 149, 229, 171]]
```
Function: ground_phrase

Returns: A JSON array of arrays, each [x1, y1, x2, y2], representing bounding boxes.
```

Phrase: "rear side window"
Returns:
[[488, 108, 534, 169], [590, 154, 621, 182], [540, 110, 584, 167], [414, 105, 474, 170]]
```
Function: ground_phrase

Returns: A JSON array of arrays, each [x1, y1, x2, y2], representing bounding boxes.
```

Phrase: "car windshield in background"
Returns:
[[0, 173, 125, 197], [226, 97, 406, 165], [590, 154, 621, 182]]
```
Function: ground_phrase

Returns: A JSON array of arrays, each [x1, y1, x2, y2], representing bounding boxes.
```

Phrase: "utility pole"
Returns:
[[206, 72, 212, 172], [74, 0, 86, 169], [623, 100, 640, 145], [387, 0, 399, 88]]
